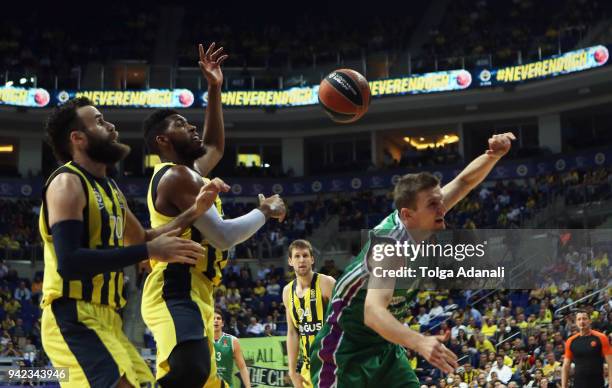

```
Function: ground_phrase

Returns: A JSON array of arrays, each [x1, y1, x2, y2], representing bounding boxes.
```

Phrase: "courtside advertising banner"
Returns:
[[238, 337, 291, 387]]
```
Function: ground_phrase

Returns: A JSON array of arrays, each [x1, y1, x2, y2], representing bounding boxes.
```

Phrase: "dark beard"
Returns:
[[171, 138, 206, 165], [85, 131, 130, 165]]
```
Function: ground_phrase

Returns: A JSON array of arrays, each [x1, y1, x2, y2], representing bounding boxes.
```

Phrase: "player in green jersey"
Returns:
[[214, 310, 251, 388], [310, 133, 516, 388]]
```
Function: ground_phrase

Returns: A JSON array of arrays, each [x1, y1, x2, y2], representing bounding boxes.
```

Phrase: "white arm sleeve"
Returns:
[[193, 206, 266, 251]]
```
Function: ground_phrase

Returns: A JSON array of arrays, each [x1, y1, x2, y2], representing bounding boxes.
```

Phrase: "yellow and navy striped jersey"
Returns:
[[39, 161, 127, 309], [288, 273, 324, 367], [146, 162, 227, 286]]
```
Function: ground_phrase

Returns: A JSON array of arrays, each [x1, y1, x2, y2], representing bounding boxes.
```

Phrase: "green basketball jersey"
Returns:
[[310, 211, 421, 387], [214, 333, 235, 385], [323, 210, 417, 344]]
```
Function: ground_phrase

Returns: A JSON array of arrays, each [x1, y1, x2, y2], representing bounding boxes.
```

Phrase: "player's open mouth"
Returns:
[[435, 217, 445, 224]]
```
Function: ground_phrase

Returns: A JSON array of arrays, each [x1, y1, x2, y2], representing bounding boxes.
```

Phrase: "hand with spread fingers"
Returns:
[[194, 177, 230, 215], [486, 132, 516, 158], [146, 228, 205, 265], [416, 334, 459, 375], [198, 42, 229, 88]]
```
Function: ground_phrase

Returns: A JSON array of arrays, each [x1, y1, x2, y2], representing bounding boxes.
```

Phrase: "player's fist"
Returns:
[[258, 194, 286, 222], [288, 371, 307, 388], [486, 132, 515, 158]]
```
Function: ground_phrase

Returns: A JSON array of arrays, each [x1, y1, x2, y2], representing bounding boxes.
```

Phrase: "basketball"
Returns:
[[318, 69, 371, 123]]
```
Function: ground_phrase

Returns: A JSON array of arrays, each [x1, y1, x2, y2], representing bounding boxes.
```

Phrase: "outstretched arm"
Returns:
[[122, 180, 223, 245], [442, 132, 515, 211], [192, 194, 286, 251], [158, 165, 284, 250], [194, 42, 229, 177]]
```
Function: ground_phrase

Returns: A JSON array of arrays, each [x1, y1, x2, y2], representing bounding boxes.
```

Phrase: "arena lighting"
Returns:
[[0, 145, 14, 153], [4, 81, 13, 87], [237, 153, 262, 167], [403, 135, 460, 149], [19, 78, 26, 84]]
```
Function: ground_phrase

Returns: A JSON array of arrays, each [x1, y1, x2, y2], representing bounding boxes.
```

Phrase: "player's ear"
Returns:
[[69, 130, 86, 145], [155, 134, 169, 148], [399, 207, 413, 221]]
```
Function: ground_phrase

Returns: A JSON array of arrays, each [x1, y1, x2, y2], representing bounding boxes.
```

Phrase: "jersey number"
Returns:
[[109, 215, 124, 240]]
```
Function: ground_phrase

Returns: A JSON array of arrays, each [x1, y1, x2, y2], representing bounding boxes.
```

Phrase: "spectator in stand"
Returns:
[[482, 316, 498, 338], [542, 352, 559, 378], [3, 300, 19, 318], [264, 315, 277, 334], [263, 324, 274, 337], [226, 316, 243, 337], [253, 280, 266, 299], [14, 281, 31, 302], [265, 277, 281, 299], [245, 317, 264, 337], [488, 354, 513, 383], [1, 340, 21, 357]]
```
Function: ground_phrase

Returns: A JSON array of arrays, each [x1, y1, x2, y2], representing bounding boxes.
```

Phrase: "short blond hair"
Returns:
[[393, 172, 440, 210], [288, 239, 314, 258]]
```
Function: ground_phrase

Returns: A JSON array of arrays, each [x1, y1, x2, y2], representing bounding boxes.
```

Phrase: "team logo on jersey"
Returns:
[[591, 340, 597, 347], [310, 289, 317, 299], [223, 338, 228, 346], [93, 190, 105, 209], [298, 322, 322, 335]]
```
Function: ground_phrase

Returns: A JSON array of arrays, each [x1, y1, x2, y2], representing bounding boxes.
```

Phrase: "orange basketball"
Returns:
[[318, 69, 371, 123]]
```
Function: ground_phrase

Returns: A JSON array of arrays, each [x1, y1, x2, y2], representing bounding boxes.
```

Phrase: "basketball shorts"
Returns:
[[310, 338, 420, 388], [141, 269, 224, 387], [42, 298, 155, 388], [300, 362, 313, 388]]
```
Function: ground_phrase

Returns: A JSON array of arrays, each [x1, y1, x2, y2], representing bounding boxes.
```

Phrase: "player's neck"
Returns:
[[297, 271, 314, 289], [72, 153, 106, 178], [579, 327, 591, 336], [214, 330, 222, 341], [161, 153, 194, 168], [408, 229, 430, 244]]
